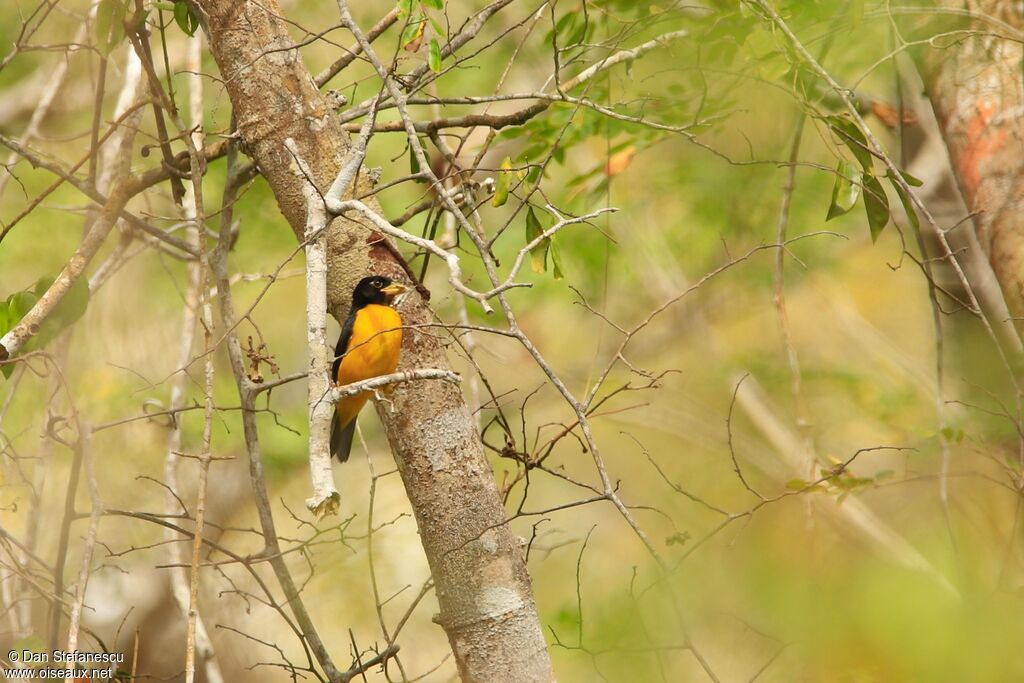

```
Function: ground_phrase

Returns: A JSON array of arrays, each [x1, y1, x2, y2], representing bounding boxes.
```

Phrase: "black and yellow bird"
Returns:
[[330, 275, 406, 462]]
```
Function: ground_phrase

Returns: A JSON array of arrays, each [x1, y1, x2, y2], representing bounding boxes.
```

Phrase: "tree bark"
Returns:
[[192, 1, 553, 680], [916, 3, 1024, 327]]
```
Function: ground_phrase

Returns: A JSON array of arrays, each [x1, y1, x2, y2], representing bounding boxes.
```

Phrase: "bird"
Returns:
[[330, 275, 406, 462]]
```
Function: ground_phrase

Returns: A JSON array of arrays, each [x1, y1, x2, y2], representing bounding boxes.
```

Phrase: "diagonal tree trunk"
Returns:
[[191, 1, 553, 680], [915, 3, 1024, 329]]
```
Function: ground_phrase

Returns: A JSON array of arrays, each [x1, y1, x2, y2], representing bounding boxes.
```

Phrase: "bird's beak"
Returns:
[[381, 282, 407, 298]]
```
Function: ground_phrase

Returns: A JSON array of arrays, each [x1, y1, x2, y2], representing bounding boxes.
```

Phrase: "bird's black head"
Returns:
[[351, 276, 406, 309]]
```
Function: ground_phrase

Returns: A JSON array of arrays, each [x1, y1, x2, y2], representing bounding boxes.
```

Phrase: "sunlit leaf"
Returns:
[[549, 236, 565, 280], [428, 37, 442, 72], [401, 17, 426, 51], [826, 160, 862, 221], [397, 0, 414, 19], [526, 207, 548, 274], [428, 14, 444, 36], [421, 0, 444, 9], [492, 157, 512, 207]]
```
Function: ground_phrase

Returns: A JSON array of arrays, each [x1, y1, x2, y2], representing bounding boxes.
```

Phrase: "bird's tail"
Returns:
[[330, 410, 356, 462]]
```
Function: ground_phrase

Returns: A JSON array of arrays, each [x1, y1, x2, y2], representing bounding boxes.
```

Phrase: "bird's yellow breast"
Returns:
[[335, 304, 403, 429]]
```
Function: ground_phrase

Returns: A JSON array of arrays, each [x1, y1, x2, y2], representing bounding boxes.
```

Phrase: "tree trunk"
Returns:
[[192, 1, 553, 680], [916, 3, 1024, 327]]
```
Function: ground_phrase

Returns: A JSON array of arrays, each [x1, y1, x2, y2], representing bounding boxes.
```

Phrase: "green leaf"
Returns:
[[827, 116, 872, 171], [52, 276, 90, 331], [6, 276, 91, 353], [421, 0, 444, 9], [863, 174, 890, 242], [826, 160, 862, 221], [895, 168, 924, 187], [397, 0, 415, 18], [409, 144, 420, 175], [400, 16, 426, 50], [497, 126, 526, 140], [428, 14, 444, 35], [525, 207, 548, 274], [173, 1, 200, 37], [492, 157, 512, 207], [2, 290, 36, 379], [565, 18, 588, 47], [549, 236, 565, 280], [428, 37, 442, 72], [526, 165, 542, 188], [545, 11, 573, 45], [890, 177, 920, 231], [95, 0, 126, 57], [8, 291, 37, 321], [785, 479, 808, 490], [939, 426, 965, 443]]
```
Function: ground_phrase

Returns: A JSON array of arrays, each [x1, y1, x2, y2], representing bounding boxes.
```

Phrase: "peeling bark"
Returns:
[[193, 1, 552, 679], [916, 3, 1024, 325]]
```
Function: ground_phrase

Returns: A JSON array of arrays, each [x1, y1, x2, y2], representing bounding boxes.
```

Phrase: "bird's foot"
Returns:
[[373, 388, 397, 413]]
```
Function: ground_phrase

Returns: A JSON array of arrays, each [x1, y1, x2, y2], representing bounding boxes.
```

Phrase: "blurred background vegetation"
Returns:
[[2, 1, 1023, 681]]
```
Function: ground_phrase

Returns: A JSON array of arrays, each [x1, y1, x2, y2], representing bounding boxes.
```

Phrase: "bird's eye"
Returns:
[[373, 279, 383, 288]]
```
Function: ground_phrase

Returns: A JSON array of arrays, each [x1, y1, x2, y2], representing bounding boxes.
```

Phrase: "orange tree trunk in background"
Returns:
[[191, 1, 553, 680], [916, 3, 1024, 324]]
